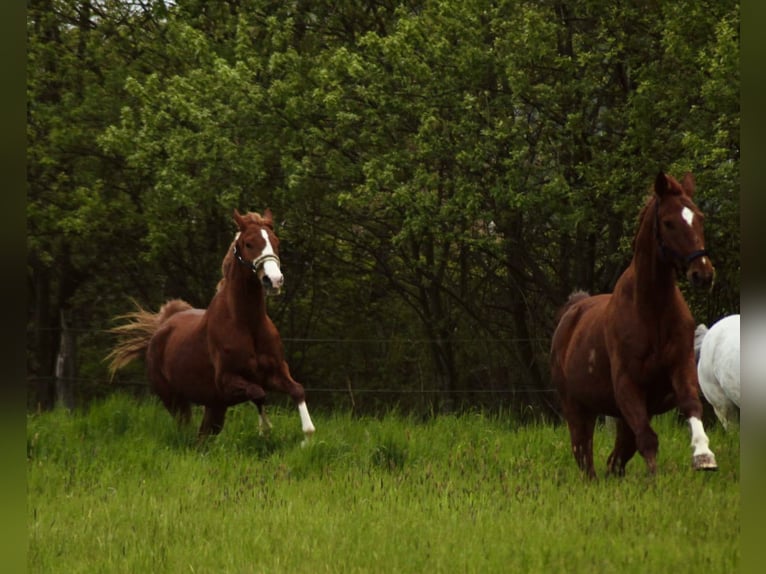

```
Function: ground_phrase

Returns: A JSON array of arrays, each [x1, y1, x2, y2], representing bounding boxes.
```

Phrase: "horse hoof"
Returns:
[[300, 433, 314, 448], [693, 453, 718, 471]]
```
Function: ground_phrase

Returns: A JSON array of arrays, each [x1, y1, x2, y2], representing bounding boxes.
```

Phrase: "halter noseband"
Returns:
[[233, 244, 281, 273], [653, 198, 708, 266]]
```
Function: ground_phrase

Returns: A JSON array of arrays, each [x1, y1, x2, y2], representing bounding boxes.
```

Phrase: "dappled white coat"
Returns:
[[694, 314, 740, 430]]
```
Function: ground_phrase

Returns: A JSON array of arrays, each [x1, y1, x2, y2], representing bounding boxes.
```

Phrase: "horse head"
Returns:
[[652, 172, 714, 289], [231, 208, 284, 294]]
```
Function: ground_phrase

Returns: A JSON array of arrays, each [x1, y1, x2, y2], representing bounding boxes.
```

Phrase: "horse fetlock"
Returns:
[[258, 416, 273, 436]]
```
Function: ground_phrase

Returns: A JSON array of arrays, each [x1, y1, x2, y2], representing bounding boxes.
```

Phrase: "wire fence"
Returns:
[[28, 327, 559, 418], [28, 374, 557, 395]]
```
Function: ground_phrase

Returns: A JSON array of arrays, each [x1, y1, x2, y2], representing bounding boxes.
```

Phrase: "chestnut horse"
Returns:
[[107, 209, 315, 441], [550, 172, 717, 478]]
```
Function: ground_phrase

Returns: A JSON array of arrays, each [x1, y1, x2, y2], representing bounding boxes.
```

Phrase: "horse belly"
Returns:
[[149, 312, 219, 405], [553, 297, 619, 415], [562, 346, 619, 414]]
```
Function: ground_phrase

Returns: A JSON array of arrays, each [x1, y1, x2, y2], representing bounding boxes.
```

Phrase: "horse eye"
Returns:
[[245, 243, 253, 249], [663, 221, 675, 230]]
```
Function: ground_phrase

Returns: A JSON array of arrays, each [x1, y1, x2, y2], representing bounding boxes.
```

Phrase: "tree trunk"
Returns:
[[55, 310, 77, 411], [31, 266, 56, 411]]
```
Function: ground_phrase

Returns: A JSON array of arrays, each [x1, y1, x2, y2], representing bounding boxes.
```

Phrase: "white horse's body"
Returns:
[[694, 314, 740, 430]]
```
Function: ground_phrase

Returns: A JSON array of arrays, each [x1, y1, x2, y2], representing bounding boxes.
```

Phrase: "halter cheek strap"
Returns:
[[680, 249, 709, 265], [233, 245, 281, 272]]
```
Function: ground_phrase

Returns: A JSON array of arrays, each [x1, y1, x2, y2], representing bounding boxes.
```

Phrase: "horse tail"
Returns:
[[555, 290, 590, 324], [106, 298, 193, 380]]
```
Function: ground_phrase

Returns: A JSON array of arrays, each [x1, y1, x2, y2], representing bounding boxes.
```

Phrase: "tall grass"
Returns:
[[27, 394, 739, 573]]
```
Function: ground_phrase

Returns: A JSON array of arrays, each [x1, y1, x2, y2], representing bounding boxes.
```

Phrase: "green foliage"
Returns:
[[28, 395, 739, 573], [27, 0, 739, 412]]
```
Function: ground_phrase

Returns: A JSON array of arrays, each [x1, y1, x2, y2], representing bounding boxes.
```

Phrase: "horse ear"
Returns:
[[263, 208, 274, 228], [681, 172, 696, 197], [654, 172, 669, 197], [233, 209, 247, 231]]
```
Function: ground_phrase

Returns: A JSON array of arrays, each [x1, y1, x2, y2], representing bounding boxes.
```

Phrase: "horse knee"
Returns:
[[288, 382, 306, 404], [635, 428, 658, 456], [246, 384, 266, 402]]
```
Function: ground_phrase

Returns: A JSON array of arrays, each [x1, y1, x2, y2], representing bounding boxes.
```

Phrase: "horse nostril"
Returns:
[[689, 268, 713, 289], [262, 276, 273, 289]]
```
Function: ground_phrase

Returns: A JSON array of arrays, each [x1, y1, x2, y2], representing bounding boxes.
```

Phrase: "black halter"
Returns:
[[653, 198, 708, 266]]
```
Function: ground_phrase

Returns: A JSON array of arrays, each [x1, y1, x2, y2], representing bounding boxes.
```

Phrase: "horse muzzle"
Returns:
[[686, 252, 714, 289], [257, 265, 284, 295], [250, 252, 283, 294], [260, 273, 283, 295]]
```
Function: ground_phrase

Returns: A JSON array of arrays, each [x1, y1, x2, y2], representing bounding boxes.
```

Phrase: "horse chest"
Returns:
[[611, 327, 682, 387], [218, 334, 278, 377]]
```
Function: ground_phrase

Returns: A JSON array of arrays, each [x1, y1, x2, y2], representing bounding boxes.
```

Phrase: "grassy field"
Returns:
[[27, 394, 739, 573]]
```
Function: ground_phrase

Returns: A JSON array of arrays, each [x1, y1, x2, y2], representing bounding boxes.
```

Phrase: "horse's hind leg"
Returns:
[[198, 406, 227, 440], [172, 399, 192, 427], [157, 393, 192, 427], [606, 418, 637, 476], [714, 399, 739, 431], [562, 402, 597, 479]]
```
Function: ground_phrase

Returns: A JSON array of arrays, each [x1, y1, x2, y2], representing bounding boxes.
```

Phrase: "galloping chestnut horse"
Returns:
[[550, 172, 717, 478], [107, 209, 315, 441]]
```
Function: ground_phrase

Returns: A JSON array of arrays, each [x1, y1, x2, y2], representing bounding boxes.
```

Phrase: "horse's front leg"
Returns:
[[613, 371, 659, 474], [217, 370, 268, 434], [254, 400, 273, 436], [673, 360, 718, 470], [273, 361, 315, 444], [297, 401, 315, 446], [606, 417, 638, 476]]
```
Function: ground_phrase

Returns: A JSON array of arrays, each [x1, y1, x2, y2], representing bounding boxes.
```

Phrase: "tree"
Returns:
[[27, 0, 173, 408], [27, 0, 739, 416]]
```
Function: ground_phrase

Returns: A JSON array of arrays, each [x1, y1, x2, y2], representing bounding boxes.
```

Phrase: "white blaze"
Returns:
[[259, 229, 283, 289], [681, 207, 694, 227]]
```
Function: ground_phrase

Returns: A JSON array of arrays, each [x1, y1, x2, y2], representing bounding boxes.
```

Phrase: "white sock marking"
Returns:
[[298, 401, 315, 435], [688, 416, 713, 457]]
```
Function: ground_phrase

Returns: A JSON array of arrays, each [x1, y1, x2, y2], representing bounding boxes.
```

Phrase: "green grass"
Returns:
[[27, 394, 739, 573]]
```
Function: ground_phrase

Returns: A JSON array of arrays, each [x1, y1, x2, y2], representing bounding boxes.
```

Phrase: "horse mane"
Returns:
[[630, 176, 686, 252]]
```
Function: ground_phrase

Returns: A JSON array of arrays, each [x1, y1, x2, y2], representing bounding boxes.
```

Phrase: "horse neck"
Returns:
[[628, 203, 678, 310], [224, 266, 268, 323]]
